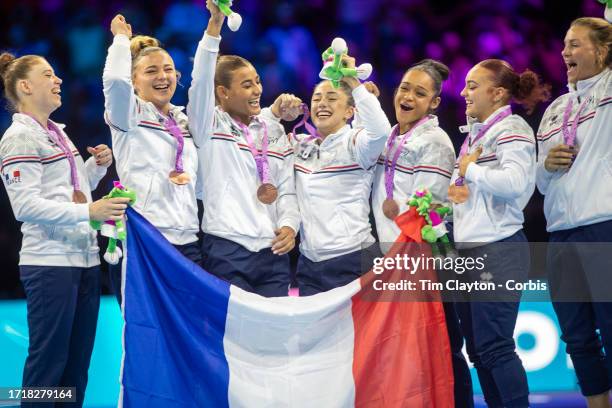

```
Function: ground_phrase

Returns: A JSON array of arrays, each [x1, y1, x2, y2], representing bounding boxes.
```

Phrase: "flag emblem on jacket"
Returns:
[[5, 169, 21, 185]]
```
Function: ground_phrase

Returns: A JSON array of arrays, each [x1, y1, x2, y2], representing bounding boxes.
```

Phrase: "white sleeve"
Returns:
[[84, 156, 107, 190], [411, 140, 455, 203], [260, 114, 300, 233], [465, 132, 536, 199], [103, 34, 138, 132], [350, 85, 392, 169], [1, 136, 89, 226], [276, 147, 300, 233], [187, 33, 221, 147]]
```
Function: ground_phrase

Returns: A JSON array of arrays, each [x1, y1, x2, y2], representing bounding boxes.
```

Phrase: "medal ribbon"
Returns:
[[26, 113, 81, 193], [384, 116, 431, 200], [239, 119, 271, 184], [454, 106, 512, 186]]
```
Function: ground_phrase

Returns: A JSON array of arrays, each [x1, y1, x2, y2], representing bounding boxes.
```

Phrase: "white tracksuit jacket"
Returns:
[[451, 106, 536, 244], [187, 32, 299, 252], [0, 113, 106, 267], [103, 34, 199, 245], [536, 68, 612, 232]]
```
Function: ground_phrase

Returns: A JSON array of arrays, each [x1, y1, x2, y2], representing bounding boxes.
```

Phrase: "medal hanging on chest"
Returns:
[[382, 117, 430, 220], [31, 116, 88, 203], [240, 120, 278, 204], [449, 107, 512, 204], [163, 114, 190, 185]]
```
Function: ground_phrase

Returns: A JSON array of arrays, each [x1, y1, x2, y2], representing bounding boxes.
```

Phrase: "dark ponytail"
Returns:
[[478, 59, 550, 114]]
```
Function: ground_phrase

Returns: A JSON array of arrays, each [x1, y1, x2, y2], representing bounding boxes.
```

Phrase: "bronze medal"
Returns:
[[382, 198, 400, 220], [72, 190, 88, 204], [257, 183, 278, 204], [169, 170, 190, 185], [448, 184, 470, 204]]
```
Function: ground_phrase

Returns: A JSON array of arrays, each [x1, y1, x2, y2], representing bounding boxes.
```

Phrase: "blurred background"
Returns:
[[0, 1, 608, 405]]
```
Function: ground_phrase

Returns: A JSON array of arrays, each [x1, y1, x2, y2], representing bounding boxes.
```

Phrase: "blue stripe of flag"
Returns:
[[123, 208, 230, 407]]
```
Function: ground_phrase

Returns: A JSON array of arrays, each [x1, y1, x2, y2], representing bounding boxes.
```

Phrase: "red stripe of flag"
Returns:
[[351, 217, 454, 407]]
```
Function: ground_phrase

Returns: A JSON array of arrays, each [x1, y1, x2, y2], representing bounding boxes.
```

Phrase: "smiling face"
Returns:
[[562, 24, 605, 85], [132, 50, 177, 113], [17, 58, 63, 115], [310, 81, 354, 137], [394, 69, 440, 133], [460, 65, 506, 123], [217, 64, 262, 125]]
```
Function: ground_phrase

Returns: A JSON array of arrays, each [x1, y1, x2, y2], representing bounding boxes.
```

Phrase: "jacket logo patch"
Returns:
[[5, 169, 21, 185]]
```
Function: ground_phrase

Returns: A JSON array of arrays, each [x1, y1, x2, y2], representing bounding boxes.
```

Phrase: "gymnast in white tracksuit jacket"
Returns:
[[0, 52, 127, 407], [370, 59, 474, 407], [536, 17, 612, 402], [102, 15, 200, 263], [102, 16, 201, 306], [371, 59, 455, 252], [187, 3, 301, 297], [291, 58, 391, 295], [450, 59, 550, 408]]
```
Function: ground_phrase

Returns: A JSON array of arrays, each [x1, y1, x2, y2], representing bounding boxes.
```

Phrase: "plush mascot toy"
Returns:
[[405, 187, 454, 257], [599, 0, 612, 22], [319, 37, 373, 88], [89, 181, 136, 265], [212, 0, 242, 31]]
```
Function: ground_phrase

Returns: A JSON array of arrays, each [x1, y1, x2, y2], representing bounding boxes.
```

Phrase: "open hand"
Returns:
[[459, 145, 483, 177]]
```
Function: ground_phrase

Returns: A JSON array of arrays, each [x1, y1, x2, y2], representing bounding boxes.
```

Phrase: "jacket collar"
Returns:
[[396, 114, 439, 138], [460, 105, 511, 135], [567, 68, 610, 97], [138, 97, 185, 123], [320, 124, 351, 147], [13, 112, 66, 133]]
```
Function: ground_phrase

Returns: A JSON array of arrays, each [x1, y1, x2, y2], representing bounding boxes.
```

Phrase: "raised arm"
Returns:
[[103, 14, 138, 133], [187, 1, 225, 146], [349, 83, 392, 170]]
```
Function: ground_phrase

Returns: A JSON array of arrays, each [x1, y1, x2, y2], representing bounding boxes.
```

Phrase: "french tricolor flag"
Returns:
[[119, 209, 454, 407]]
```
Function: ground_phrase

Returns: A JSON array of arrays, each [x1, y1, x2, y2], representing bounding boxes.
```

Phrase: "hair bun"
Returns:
[[424, 59, 450, 81], [0, 52, 16, 79], [130, 35, 160, 58]]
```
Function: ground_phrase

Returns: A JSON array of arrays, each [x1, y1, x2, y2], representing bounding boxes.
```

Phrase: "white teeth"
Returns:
[[153, 84, 169, 90]]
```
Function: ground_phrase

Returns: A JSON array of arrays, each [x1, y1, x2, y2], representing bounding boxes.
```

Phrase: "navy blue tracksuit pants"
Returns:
[[547, 219, 612, 396], [19, 265, 100, 408], [201, 233, 290, 297], [455, 230, 530, 408], [296, 244, 382, 296]]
